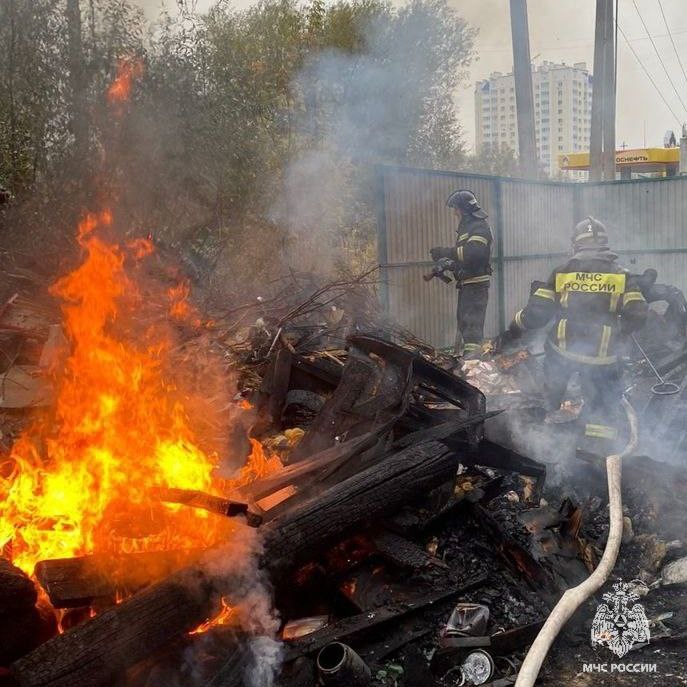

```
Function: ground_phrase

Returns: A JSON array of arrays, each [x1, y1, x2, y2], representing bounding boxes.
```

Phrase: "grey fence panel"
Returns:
[[381, 167, 501, 346], [580, 178, 687, 294], [385, 264, 455, 348], [617, 252, 687, 291], [480, 265, 503, 341], [383, 168, 498, 265], [378, 166, 687, 349], [499, 180, 574, 257], [502, 256, 563, 323], [582, 180, 687, 246]]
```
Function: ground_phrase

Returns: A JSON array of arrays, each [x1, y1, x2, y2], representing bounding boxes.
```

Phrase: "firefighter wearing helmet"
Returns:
[[430, 190, 493, 358], [499, 217, 648, 452]]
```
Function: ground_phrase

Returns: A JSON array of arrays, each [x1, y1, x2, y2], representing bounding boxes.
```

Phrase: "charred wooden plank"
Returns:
[[489, 621, 545, 654], [0, 607, 57, 668], [266, 348, 293, 424], [261, 440, 459, 573], [242, 428, 387, 502], [150, 488, 262, 527], [34, 549, 205, 609], [289, 350, 389, 461], [0, 559, 56, 667], [371, 531, 447, 571], [13, 440, 463, 687], [13, 566, 221, 686], [392, 411, 502, 451], [0, 559, 37, 611]]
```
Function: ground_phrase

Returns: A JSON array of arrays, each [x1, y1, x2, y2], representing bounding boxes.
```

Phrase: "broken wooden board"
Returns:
[[371, 530, 448, 571], [289, 346, 410, 462], [150, 488, 262, 527], [0, 365, 54, 408], [34, 549, 205, 608]]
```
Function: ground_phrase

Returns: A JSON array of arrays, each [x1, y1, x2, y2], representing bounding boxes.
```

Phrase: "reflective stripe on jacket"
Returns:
[[452, 215, 493, 286], [509, 248, 648, 365]]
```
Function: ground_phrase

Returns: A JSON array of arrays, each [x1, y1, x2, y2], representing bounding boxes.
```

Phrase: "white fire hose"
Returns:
[[515, 396, 638, 687]]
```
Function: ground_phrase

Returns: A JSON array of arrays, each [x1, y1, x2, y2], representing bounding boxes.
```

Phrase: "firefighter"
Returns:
[[635, 268, 687, 339], [430, 190, 493, 358], [499, 217, 648, 452]]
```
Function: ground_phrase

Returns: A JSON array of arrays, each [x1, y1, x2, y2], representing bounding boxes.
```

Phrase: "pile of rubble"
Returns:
[[1, 250, 687, 687]]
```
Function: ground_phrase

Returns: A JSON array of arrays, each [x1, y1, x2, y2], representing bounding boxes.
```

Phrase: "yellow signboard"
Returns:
[[558, 147, 680, 170], [555, 272, 626, 294]]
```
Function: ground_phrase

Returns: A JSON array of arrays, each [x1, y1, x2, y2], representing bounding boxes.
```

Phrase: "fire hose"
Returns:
[[515, 396, 638, 687]]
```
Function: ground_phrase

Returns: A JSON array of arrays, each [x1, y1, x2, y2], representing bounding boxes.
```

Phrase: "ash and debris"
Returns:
[[3, 250, 687, 687]]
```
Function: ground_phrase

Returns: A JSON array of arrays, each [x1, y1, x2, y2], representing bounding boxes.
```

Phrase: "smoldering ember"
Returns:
[[3, 2, 687, 687]]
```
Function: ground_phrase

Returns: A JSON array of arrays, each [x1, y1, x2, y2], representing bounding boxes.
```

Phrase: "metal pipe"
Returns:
[[317, 642, 371, 686]]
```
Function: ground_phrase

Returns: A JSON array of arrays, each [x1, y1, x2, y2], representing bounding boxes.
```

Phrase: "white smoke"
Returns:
[[245, 636, 285, 687], [273, 0, 475, 271], [183, 528, 283, 686]]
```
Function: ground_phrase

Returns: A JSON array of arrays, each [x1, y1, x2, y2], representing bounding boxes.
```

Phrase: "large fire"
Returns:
[[0, 209, 275, 576]]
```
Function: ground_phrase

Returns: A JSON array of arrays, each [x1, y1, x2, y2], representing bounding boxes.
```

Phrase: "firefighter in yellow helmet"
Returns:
[[500, 217, 648, 451]]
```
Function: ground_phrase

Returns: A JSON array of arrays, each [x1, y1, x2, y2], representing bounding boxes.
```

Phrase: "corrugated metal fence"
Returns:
[[376, 165, 687, 348]]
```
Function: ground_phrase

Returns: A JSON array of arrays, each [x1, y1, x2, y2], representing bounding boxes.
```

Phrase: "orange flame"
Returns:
[[0, 211, 278, 576], [107, 59, 144, 106], [127, 237, 155, 260], [168, 281, 202, 327], [189, 596, 236, 635], [234, 439, 283, 491]]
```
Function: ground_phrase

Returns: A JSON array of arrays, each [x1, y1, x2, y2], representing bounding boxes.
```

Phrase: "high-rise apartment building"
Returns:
[[474, 61, 593, 177]]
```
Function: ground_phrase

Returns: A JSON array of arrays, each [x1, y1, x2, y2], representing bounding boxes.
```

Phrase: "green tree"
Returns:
[[0, 0, 477, 286], [461, 143, 520, 177]]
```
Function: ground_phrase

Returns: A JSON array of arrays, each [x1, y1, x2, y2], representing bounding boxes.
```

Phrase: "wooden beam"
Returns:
[[34, 549, 205, 609], [12, 440, 463, 687]]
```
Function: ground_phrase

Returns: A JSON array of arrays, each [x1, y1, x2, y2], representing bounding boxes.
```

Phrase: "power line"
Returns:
[[658, 0, 687, 92], [617, 22, 682, 126], [477, 28, 687, 54], [631, 0, 687, 118]]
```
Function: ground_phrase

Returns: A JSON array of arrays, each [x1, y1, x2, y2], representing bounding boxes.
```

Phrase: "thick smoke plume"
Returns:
[[273, 0, 474, 272]]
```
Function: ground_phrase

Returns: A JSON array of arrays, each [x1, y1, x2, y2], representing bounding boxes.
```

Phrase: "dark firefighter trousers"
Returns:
[[542, 349, 625, 451], [455, 283, 489, 356]]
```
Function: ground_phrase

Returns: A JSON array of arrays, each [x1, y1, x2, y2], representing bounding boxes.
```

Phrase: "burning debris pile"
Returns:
[[2, 222, 687, 687]]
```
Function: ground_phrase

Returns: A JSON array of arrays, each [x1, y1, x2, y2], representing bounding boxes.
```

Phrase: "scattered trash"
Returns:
[[281, 615, 329, 640], [444, 603, 490, 638], [460, 649, 495, 685]]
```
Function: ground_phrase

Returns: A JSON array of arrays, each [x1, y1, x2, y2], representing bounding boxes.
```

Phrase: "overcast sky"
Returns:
[[139, 0, 687, 151]]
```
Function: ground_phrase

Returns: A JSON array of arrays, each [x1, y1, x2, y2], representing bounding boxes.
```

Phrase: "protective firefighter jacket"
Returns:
[[448, 214, 493, 286], [510, 248, 648, 365]]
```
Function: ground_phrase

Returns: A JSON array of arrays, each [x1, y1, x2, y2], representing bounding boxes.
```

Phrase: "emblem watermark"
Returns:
[[582, 663, 657, 674], [583, 581, 656, 674]]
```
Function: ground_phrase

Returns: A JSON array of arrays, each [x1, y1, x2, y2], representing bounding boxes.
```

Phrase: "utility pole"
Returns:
[[602, 0, 616, 180], [590, 0, 607, 181], [510, 0, 538, 178], [590, 0, 616, 181]]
